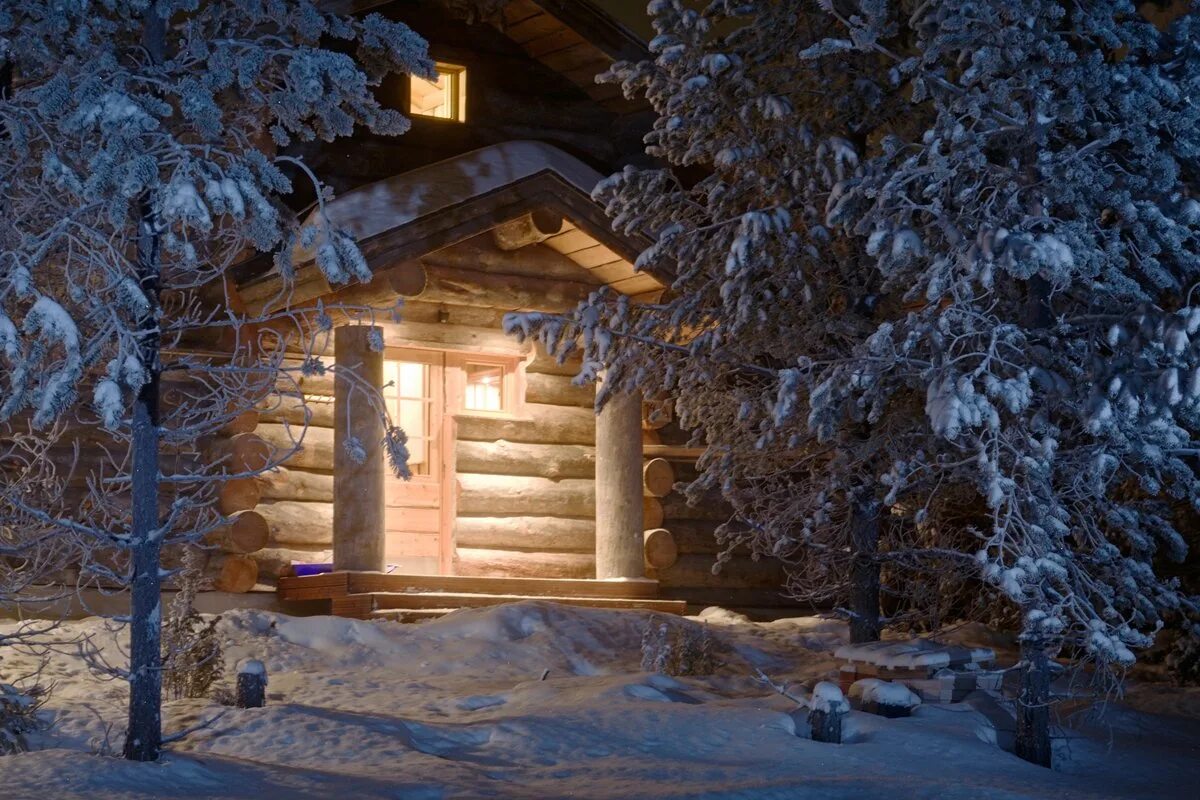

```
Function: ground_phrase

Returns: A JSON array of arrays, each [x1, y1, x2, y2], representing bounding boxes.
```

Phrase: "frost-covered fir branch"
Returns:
[[508, 0, 1200, 695], [0, 0, 428, 761]]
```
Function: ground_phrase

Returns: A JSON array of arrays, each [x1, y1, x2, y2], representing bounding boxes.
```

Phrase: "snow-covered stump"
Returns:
[[807, 681, 850, 744], [1015, 637, 1052, 768], [849, 679, 921, 718], [236, 660, 267, 709]]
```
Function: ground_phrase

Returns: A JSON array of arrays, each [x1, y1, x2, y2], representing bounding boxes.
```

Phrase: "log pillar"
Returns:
[[595, 390, 645, 579], [333, 325, 386, 572]]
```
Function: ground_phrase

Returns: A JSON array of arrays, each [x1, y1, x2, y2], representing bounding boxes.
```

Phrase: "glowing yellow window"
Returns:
[[410, 63, 466, 121], [382, 359, 433, 474], [464, 363, 504, 412]]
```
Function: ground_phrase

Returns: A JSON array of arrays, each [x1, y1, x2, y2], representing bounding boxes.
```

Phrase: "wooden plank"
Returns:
[[385, 506, 441, 533], [506, 12, 564, 44], [524, 27, 588, 59], [540, 43, 610, 75], [609, 273, 664, 295], [543, 228, 596, 255], [386, 532, 441, 559], [503, 0, 544, 27], [370, 591, 686, 614], [586, 260, 634, 284], [345, 571, 660, 599], [385, 480, 440, 507], [277, 571, 348, 601], [331, 594, 376, 619], [569, 244, 623, 268]]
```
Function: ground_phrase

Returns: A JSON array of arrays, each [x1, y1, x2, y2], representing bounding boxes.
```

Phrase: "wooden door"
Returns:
[[381, 349, 446, 575]]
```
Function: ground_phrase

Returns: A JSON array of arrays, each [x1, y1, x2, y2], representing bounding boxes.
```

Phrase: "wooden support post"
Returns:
[[333, 325, 386, 572], [595, 391, 644, 579]]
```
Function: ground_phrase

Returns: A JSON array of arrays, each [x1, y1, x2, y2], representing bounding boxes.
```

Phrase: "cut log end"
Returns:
[[210, 554, 259, 593], [642, 457, 675, 498], [492, 209, 565, 250], [643, 527, 678, 570]]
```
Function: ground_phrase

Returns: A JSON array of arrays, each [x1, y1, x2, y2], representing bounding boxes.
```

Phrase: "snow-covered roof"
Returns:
[[296, 140, 606, 257]]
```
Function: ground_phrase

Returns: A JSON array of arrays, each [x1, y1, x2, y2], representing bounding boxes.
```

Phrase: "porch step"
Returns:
[[369, 590, 687, 614], [371, 608, 457, 623], [279, 571, 663, 603]]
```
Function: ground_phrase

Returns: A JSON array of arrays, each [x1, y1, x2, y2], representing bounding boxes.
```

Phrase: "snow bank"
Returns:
[[850, 678, 922, 709]]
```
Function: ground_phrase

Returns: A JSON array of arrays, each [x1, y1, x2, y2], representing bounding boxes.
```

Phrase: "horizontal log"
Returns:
[[258, 394, 335, 428], [643, 457, 674, 498], [258, 500, 333, 547], [208, 554, 259, 593], [208, 510, 269, 554], [493, 209, 564, 250], [653, 553, 788, 590], [220, 410, 261, 436], [454, 548, 595, 579], [662, 492, 734, 522], [249, 546, 332, 582], [643, 528, 678, 570], [456, 403, 595, 445], [419, 265, 594, 312], [642, 444, 705, 460], [454, 516, 594, 552], [256, 422, 334, 472], [458, 473, 594, 517], [525, 347, 583, 377], [218, 478, 262, 515], [256, 467, 335, 502], [524, 372, 593, 407], [455, 440, 595, 480], [669, 519, 725, 555], [206, 433, 270, 474], [660, 586, 804, 611]]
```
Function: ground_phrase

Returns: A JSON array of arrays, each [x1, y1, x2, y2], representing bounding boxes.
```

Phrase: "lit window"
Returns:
[[464, 363, 504, 412], [410, 63, 466, 121], [383, 360, 431, 473]]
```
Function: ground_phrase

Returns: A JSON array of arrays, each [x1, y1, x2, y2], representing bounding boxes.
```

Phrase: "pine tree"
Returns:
[[507, 0, 1200, 764], [0, 0, 428, 761]]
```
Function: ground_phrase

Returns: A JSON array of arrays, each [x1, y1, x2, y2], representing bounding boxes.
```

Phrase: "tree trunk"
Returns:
[[124, 11, 165, 763], [1015, 635, 1053, 768], [848, 493, 881, 644]]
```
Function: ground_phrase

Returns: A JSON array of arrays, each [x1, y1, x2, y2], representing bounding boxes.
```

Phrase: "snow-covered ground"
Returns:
[[1, 603, 1197, 799]]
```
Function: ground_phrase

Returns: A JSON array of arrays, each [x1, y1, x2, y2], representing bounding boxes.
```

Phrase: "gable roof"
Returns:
[[323, 1, 649, 112], [236, 141, 660, 312]]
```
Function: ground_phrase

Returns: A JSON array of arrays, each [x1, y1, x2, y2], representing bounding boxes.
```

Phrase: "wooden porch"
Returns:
[[278, 571, 687, 621]]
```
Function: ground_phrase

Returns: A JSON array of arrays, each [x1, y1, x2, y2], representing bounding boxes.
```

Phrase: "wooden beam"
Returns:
[[332, 325, 385, 571], [595, 390, 644, 579]]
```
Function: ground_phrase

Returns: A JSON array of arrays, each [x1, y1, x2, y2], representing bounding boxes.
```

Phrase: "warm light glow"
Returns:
[[384, 360, 431, 470], [464, 363, 503, 411], [410, 63, 466, 121]]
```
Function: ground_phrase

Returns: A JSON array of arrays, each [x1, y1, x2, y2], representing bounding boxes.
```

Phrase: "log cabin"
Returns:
[[10, 0, 803, 621]]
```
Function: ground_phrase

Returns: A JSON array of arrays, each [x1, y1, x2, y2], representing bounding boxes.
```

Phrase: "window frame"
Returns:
[[445, 352, 526, 420], [408, 61, 468, 123]]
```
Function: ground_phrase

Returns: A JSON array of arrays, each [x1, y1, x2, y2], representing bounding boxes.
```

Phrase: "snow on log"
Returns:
[[643, 528, 678, 570], [454, 548, 594, 579], [456, 403, 595, 445], [454, 516, 594, 553], [257, 500, 334, 547], [455, 440, 595, 480], [642, 458, 675, 498], [458, 473, 595, 517], [208, 554, 259, 593], [256, 467, 334, 503]]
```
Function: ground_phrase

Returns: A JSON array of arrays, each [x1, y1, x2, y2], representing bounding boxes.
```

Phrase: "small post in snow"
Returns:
[[236, 660, 267, 709], [807, 681, 850, 744]]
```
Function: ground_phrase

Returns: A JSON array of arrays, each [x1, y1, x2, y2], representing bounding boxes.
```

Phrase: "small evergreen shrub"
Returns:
[[640, 618, 718, 676]]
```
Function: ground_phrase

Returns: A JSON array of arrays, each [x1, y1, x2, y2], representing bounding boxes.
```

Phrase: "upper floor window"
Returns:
[[410, 62, 467, 122]]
